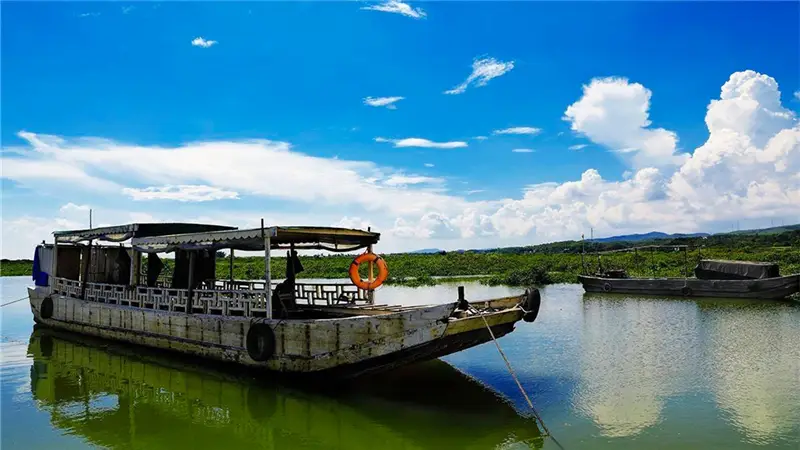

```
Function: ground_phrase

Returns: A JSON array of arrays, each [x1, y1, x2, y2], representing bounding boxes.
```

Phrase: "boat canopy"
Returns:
[[694, 259, 780, 280], [54, 223, 237, 244], [131, 226, 380, 253]]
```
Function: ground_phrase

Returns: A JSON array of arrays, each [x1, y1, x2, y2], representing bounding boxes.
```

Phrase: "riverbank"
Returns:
[[4, 245, 798, 287]]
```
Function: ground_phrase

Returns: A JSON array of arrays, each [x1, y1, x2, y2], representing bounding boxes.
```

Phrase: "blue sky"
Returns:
[[2, 1, 799, 258]]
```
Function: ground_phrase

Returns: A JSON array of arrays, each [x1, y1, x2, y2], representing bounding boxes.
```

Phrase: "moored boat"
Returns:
[[579, 258, 800, 300], [27, 222, 540, 378]]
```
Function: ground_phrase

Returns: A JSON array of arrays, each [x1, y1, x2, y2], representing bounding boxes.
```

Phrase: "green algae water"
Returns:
[[2, 277, 799, 449]]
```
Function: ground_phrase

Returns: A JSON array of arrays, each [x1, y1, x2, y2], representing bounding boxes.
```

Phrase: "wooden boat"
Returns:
[[579, 259, 800, 300], [27, 222, 541, 378]]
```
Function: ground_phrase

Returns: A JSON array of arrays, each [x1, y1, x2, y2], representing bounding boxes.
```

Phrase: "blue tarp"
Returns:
[[32, 246, 49, 286]]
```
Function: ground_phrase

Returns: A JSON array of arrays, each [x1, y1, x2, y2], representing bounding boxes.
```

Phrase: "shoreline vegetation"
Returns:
[[3, 228, 798, 287]]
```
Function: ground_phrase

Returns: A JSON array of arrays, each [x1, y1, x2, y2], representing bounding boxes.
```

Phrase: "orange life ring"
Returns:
[[349, 252, 388, 290]]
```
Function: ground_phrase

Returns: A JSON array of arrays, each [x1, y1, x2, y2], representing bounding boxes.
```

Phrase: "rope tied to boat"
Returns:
[[466, 297, 566, 450], [1, 296, 28, 307]]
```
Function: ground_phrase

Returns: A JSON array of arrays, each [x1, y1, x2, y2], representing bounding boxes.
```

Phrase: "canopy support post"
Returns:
[[80, 212, 94, 299], [367, 243, 375, 304], [262, 219, 272, 319], [229, 249, 234, 288], [187, 251, 196, 313], [52, 237, 59, 288]]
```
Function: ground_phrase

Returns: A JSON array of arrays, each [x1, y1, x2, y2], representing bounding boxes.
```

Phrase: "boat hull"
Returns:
[[578, 274, 800, 300], [28, 287, 525, 377]]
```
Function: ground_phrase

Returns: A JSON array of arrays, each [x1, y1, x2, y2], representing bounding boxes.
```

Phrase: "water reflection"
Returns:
[[575, 293, 800, 444], [699, 300, 800, 446], [27, 327, 542, 450]]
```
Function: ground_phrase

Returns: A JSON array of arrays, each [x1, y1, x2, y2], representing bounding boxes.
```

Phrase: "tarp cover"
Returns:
[[694, 259, 780, 280], [132, 226, 380, 253]]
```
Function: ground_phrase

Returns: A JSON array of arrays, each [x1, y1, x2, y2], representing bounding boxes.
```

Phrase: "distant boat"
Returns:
[[579, 255, 800, 300]]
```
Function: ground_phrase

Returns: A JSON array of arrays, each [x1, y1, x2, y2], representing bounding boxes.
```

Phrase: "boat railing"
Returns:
[[50, 277, 370, 317]]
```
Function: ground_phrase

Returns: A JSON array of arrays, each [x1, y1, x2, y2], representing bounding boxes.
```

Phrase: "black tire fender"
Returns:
[[522, 288, 541, 323], [602, 282, 612, 293], [246, 323, 276, 362], [681, 286, 693, 297], [40, 296, 54, 320]]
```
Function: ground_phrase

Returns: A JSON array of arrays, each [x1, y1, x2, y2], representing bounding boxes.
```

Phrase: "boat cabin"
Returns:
[[34, 222, 382, 320]]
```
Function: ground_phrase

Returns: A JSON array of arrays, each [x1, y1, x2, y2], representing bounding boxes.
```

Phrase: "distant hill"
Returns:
[[410, 248, 444, 254], [592, 231, 710, 243], [724, 224, 800, 236]]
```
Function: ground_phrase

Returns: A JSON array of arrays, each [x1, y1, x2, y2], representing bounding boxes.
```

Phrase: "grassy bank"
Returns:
[[6, 245, 797, 287]]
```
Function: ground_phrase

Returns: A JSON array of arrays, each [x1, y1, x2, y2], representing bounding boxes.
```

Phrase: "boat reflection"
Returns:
[[27, 327, 542, 450]]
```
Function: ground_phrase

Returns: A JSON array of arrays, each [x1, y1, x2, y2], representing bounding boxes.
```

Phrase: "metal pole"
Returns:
[[52, 237, 59, 287], [80, 211, 94, 299], [262, 219, 272, 319], [229, 248, 234, 288], [580, 234, 585, 275], [684, 246, 688, 279], [651, 247, 655, 278], [187, 251, 196, 313]]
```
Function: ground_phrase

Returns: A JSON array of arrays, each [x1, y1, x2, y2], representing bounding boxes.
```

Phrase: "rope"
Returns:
[[468, 304, 566, 450], [1, 296, 28, 307]]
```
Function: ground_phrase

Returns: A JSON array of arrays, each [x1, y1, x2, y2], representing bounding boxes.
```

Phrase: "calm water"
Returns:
[[1, 277, 799, 449]]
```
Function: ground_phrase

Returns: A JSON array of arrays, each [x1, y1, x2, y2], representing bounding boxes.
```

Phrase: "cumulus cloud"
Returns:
[[363, 96, 404, 109], [374, 137, 467, 149], [445, 57, 515, 95], [191, 37, 217, 48], [2, 70, 797, 259], [564, 76, 689, 168], [123, 185, 240, 202], [361, 1, 426, 19], [493, 127, 541, 135], [386, 70, 799, 244]]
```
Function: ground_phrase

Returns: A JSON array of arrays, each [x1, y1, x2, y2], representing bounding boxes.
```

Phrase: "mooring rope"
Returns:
[[1, 296, 28, 307], [468, 304, 566, 450]]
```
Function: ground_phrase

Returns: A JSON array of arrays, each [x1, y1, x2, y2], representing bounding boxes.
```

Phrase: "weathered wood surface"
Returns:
[[28, 285, 525, 376], [578, 274, 800, 300]]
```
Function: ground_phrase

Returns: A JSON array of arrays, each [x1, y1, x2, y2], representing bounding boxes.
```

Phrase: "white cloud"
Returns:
[[123, 185, 240, 202], [3, 70, 797, 260], [444, 57, 515, 95], [564, 76, 689, 168], [794, 91, 800, 101], [121, 6, 135, 14], [473, 136, 489, 141], [361, 1, 426, 19], [493, 127, 541, 136], [363, 96, 404, 109], [569, 144, 588, 151], [191, 37, 217, 48], [1, 132, 472, 223], [374, 137, 467, 149], [424, 163, 434, 168], [60, 203, 91, 215], [383, 174, 443, 187], [466, 190, 485, 195], [79, 12, 100, 17], [511, 149, 535, 153]]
